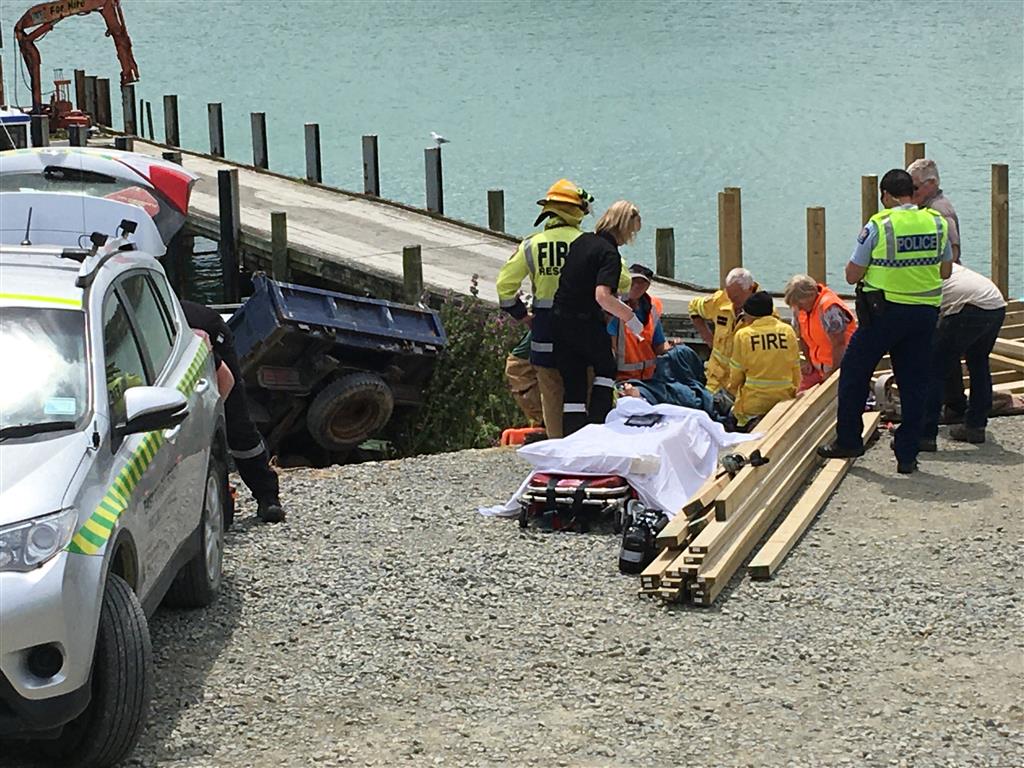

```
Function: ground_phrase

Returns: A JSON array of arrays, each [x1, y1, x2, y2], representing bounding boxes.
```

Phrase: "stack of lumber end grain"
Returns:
[[992, 299, 1024, 396], [640, 374, 880, 606]]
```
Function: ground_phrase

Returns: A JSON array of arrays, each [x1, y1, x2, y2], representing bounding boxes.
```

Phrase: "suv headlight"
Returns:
[[0, 509, 78, 572]]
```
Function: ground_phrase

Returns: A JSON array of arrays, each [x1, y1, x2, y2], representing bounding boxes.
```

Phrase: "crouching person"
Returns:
[[727, 291, 800, 431]]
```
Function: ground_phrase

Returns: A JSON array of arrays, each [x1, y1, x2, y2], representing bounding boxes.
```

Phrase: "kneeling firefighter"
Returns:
[[496, 180, 594, 437], [552, 200, 642, 436]]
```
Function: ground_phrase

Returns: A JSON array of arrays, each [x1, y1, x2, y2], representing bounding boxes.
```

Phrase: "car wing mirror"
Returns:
[[120, 387, 189, 436]]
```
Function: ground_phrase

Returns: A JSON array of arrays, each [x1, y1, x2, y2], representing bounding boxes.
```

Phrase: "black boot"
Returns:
[[257, 497, 287, 523]]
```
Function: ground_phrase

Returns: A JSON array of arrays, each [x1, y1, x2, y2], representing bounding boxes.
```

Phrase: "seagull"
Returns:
[[430, 131, 450, 146]]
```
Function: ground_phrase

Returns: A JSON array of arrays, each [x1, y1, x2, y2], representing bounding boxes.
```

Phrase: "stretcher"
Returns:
[[518, 472, 637, 532]]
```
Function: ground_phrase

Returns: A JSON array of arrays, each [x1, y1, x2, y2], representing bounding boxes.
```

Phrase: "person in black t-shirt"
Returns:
[[552, 200, 644, 435]]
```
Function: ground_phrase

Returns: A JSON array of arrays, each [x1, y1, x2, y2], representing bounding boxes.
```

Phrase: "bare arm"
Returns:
[[846, 261, 867, 284], [826, 331, 848, 373], [940, 260, 953, 279], [595, 285, 635, 323], [692, 316, 714, 346]]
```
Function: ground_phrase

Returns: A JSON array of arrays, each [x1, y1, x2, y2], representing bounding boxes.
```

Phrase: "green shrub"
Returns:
[[390, 278, 524, 456]]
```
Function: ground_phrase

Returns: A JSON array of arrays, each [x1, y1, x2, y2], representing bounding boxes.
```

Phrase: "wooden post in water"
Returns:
[[717, 188, 742, 287], [362, 135, 380, 196], [861, 175, 878, 225], [487, 189, 505, 232], [251, 112, 269, 169], [161, 150, 182, 165], [425, 147, 444, 214], [163, 95, 180, 146], [271, 212, 289, 282], [218, 169, 241, 302], [806, 207, 826, 283], [655, 228, 676, 279], [402, 245, 424, 305], [114, 136, 134, 151], [138, 98, 145, 137], [121, 84, 137, 135], [304, 123, 322, 183], [0, 59, 5, 107], [73, 69, 86, 111], [30, 115, 49, 147], [96, 78, 112, 127], [904, 142, 925, 168], [991, 164, 1010, 299], [145, 101, 154, 140], [208, 103, 225, 157], [68, 125, 88, 147], [84, 76, 98, 121]]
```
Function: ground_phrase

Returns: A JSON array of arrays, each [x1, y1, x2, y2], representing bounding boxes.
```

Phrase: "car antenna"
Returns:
[[20, 207, 33, 246]]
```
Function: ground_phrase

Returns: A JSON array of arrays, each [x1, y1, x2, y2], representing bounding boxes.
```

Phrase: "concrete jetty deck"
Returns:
[[130, 140, 718, 318]]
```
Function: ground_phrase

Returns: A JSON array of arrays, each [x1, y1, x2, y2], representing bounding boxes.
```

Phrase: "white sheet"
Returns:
[[480, 399, 757, 519]]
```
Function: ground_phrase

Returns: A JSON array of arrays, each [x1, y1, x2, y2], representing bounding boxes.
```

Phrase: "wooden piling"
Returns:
[[402, 245, 424, 304], [114, 136, 135, 152], [0, 59, 5, 107], [362, 135, 380, 196], [425, 147, 444, 214], [904, 141, 925, 168], [806, 207, 826, 283], [217, 169, 241, 302], [655, 227, 676, 279], [304, 123, 322, 183], [121, 84, 137, 135], [68, 125, 88, 147], [138, 98, 144, 136], [861, 175, 878, 225], [991, 164, 1010, 298], [251, 112, 269, 169], [145, 101, 155, 140], [271, 211, 289, 281], [208, 103, 225, 157], [487, 189, 505, 232], [96, 78, 112, 127], [717, 188, 742, 287], [163, 95, 180, 147], [73, 69, 86, 111], [30, 115, 49, 147], [84, 76, 98, 121], [161, 150, 182, 165]]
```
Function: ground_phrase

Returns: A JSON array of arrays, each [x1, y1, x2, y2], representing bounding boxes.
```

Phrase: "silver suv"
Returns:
[[0, 233, 227, 767]]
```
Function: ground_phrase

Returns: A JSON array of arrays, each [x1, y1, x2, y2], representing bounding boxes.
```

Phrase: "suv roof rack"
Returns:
[[75, 219, 141, 289]]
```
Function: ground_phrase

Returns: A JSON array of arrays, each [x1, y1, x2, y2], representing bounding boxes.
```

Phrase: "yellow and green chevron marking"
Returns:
[[67, 342, 211, 556]]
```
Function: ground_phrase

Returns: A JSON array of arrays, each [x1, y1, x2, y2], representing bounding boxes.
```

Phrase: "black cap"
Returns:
[[743, 291, 773, 318], [628, 263, 654, 282]]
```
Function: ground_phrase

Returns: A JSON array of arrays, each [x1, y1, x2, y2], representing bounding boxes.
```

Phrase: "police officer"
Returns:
[[181, 301, 286, 523], [552, 200, 639, 436], [818, 169, 953, 474], [496, 180, 593, 438]]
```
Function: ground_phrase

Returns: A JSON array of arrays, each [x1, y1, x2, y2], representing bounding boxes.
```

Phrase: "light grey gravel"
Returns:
[[4, 417, 1023, 768]]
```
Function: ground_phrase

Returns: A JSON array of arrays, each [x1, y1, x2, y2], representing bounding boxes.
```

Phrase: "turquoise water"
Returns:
[[2, 0, 1022, 295]]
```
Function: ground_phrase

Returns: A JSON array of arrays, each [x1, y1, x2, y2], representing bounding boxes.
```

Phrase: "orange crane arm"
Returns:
[[14, 0, 140, 112]]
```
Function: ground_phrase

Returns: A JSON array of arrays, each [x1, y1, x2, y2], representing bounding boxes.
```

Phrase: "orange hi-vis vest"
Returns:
[[616, 295, 663, 381], [797, 284, 856, 370]]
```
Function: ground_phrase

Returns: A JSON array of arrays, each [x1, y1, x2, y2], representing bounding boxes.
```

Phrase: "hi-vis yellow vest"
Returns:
[[496, 223, 582, 311], [864, 207, 948, 306]]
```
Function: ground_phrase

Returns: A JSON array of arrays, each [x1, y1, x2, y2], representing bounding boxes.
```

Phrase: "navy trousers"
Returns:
[[835, 301, 938, 464], [922, 305, 1005, 439]]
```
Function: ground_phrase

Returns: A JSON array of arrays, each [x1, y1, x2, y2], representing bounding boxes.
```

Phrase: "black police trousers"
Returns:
[[552, 311, 617, 436]]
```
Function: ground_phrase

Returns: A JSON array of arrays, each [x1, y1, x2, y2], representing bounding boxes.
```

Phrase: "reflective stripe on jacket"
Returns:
[[797, 284, 856, 369], [728, 316, 800, 427], [864, 207, 948, 306], [616, 295, 663, 380]]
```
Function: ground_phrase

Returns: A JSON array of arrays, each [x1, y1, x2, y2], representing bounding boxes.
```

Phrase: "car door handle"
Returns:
[[194, 378, 211, 394], [164, 425, 182, 442]]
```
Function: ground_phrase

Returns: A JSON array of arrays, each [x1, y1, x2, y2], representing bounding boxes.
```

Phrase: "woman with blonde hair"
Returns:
[[551, 200, 644, 435]]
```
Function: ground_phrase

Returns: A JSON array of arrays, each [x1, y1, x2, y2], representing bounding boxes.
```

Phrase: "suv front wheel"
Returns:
[[43, 574, 152, 768]]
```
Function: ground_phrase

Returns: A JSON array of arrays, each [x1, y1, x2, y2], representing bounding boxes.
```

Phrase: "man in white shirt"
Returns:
[[921, 264, 1007, 447]]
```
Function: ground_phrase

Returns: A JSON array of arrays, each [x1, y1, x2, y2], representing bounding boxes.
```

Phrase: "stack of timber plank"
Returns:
[[639, 374, 881, 606]]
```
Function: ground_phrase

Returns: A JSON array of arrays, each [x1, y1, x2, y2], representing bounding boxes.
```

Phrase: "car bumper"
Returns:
[[0, 550, 104, 735]]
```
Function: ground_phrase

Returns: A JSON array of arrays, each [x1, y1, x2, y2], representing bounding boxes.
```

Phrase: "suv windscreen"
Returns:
[[0, 307, 88, 430]]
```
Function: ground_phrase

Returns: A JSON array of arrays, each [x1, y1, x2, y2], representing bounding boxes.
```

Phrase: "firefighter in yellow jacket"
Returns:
[[688, 267, 759, 394], [727, 291, 800, 430], [496, 180, 593, 437]]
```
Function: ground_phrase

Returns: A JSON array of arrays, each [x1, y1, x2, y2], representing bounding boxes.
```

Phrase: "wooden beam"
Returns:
[[639, 546, 682, 591], [999, 324, 1024, 340], [993, 338, 1024, 360], [990, 353, 1024, 374], [748, 412, 880, 580]]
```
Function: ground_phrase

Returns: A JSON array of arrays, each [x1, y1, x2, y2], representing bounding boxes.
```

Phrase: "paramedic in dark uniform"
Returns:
[[551, 200, 641, 436], [181, 301, 286, 523]]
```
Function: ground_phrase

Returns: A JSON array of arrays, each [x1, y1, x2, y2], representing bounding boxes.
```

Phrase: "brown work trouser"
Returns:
[[535, 365, 564, 438], [504, 354, 544, 426]]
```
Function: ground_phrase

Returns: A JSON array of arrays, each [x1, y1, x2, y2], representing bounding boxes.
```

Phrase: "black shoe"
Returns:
[[949, 424, 985, 444], [897, 460, 918, 475], [257, 499, 287, 523], [817, 442, 865, 460]]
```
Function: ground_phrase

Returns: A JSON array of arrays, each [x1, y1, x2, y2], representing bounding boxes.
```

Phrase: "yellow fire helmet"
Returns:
[[536, 179, 594, 213]]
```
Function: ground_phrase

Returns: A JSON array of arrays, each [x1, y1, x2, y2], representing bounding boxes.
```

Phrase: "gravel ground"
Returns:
[[6, 417, 1024, 768]]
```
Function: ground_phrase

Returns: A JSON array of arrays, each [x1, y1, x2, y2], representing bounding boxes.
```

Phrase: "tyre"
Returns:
[[306, 372, 394, 451], [163, 455, 226, 609], [43, 574, 152, 768]]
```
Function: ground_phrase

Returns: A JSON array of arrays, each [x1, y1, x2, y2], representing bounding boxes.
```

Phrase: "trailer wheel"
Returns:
[[306, 373, 394, 451]]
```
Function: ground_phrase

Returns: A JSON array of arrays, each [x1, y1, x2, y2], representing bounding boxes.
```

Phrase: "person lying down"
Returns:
[[615, 343, 720, 418]]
